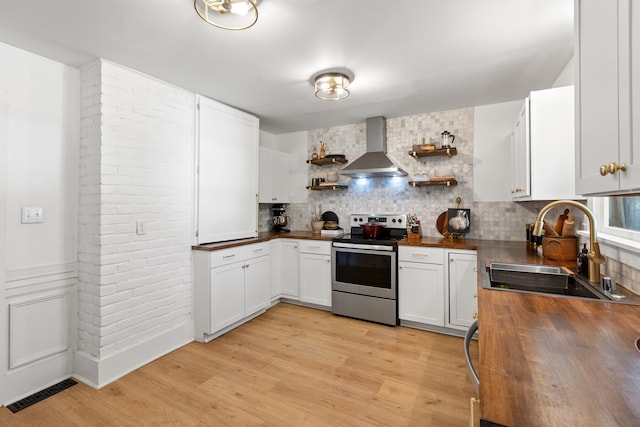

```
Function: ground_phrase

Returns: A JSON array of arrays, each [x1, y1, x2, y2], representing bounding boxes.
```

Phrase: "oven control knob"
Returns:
[[392, 219, 397, 223], [397, 218, 402, 223]]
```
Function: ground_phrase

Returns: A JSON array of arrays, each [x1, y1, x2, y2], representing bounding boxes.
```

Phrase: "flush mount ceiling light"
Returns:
[[314, 72, 352, 101], [194, 0, 258, 30]]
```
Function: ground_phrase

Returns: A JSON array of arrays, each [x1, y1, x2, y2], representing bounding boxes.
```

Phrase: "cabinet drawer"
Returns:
[[298, 240, 331, 255], [398, 246, 444, 264], [210, 242, 270, 268]]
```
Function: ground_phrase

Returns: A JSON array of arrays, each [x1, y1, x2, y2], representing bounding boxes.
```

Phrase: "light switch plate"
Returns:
[[136, 220, 146, 235], [21, 207, 44, 224]]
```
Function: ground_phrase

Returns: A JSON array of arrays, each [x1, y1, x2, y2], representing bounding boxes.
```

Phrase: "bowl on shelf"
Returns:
[[324, 221, 338, 230]]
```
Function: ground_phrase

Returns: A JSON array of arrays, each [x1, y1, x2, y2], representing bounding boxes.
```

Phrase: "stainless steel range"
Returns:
[[331, 214, 407, 326]]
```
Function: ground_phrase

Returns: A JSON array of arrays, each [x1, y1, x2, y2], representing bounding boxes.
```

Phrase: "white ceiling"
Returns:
[[0, 0, 573, 134]]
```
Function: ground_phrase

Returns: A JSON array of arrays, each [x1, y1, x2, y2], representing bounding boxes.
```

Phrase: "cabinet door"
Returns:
[[210, 262, 245, 332], [447, 252, 478, 330], [575, 0, 621, 194], [280, 241, 299, 298], [270, 241, 282, 299], [244, 255, 271, 316], [621, 0, 640, 191], [258, 147, 272, 203], [197, 95, 259, 243], [271, 153, 291, 203], [398, 261, 444, 326], [511, 100, 530, 199], [299, 253, 332, 307]]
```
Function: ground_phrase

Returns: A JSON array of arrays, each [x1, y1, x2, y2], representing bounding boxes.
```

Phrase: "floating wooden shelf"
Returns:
[[408, 179, 458, 187], [307, 157, 348, 165], [306, 184, 348, 191], [408, 147, 457, 158]]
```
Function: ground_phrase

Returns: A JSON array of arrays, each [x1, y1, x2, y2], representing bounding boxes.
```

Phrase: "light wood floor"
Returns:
[[0, 303, 479, 426]]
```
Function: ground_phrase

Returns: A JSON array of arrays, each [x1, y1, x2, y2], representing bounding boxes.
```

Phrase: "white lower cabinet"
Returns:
[[399, 246, 478, 333], [398, 247, 445, 327], [446, 250, 478, 330], [280, 240, 300, 299], [298, 241, 332, 308], [193, 242, 271, 342]]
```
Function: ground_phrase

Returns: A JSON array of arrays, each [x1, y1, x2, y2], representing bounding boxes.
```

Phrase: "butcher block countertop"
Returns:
[[476, 241, 640, 427]]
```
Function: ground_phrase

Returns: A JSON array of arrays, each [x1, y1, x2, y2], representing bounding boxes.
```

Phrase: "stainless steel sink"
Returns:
[[484, 262, 610, 301]]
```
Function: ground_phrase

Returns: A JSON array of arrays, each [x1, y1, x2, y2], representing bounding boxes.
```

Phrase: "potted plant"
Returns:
[[311, 204, 324, 233]]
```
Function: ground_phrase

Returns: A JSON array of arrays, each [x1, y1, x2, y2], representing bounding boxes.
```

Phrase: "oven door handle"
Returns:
[[332, 242, 395, 252]]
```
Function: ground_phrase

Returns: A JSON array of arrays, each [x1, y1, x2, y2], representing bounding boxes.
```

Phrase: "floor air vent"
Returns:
[[7, 378, 77, 413]]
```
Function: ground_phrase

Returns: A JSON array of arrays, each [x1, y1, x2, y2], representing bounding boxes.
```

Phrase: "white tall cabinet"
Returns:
[[575, 0, 640, 195], [195, 95, 259, 244]]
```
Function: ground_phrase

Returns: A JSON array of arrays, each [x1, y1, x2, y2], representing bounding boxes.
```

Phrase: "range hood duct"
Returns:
[[339, 116, 408, 178]]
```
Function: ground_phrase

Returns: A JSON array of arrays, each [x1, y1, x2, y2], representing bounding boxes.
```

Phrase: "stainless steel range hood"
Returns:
[[339, 116, 408, 178]]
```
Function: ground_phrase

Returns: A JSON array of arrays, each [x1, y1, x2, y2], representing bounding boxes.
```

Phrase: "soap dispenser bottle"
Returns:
[[577, 243, 589, 276]]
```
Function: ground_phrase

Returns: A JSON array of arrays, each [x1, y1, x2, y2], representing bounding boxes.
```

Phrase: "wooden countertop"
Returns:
[[477, 241, 640, 426], [192, 232, 482, 252], [191, 231, 335, 251]]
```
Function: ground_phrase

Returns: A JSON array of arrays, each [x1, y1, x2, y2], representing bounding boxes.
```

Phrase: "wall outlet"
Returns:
[[21, 207, 44, 224], [136, 220, 146, 235]]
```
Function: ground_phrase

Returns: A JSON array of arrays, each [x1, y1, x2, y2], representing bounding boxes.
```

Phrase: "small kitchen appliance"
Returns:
[[271, 204, 290, 232], [331, 213, 407, 326]]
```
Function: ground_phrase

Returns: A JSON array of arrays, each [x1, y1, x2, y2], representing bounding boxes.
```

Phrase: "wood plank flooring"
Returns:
[[0, 303, 479, 426]]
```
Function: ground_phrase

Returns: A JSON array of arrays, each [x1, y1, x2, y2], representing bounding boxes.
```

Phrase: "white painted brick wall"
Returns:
[[77, 59, 194, 360]]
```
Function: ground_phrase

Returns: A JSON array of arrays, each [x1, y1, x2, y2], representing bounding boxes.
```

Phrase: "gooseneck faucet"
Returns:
[[532, 200, 605, 284]]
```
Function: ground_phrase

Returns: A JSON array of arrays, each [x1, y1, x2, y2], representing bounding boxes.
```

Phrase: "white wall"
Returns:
[[75, 60, 194, 388], [0, 42, 78, 404], [553, 56, 574, 87]]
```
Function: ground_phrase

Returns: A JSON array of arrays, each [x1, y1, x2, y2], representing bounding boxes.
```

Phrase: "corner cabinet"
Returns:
[[195, 95, 259, 244], [511, 86, 580, 200], [575, 0, 640, 195], [193, 243, 271, 342]]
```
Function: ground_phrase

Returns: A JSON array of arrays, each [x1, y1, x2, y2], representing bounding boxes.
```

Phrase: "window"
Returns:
[[594, 196, 640, 243], [608, 197, 640, 231]]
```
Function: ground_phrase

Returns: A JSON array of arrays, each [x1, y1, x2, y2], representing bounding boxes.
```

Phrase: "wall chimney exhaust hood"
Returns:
[[339, 116, 408, 178]]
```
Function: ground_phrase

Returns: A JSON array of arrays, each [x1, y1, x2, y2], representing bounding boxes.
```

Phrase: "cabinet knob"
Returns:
[[601, 162, 627, 176], [473, 293, 477, 299], [326, 259, 330, 263], [608, 162, 627, 175], [472, 311, 478, 319]]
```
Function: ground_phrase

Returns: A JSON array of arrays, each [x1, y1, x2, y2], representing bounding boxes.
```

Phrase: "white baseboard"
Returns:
[[73, 320, 193, 389]]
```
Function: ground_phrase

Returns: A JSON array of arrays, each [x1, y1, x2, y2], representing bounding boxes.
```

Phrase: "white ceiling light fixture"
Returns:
[[194, 0, 259, 30], [314, 72, 352, 101]]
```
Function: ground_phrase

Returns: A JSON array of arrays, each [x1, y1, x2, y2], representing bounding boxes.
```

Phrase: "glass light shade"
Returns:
[[314, 73, 350, 101], [194, 0, 258, 30]]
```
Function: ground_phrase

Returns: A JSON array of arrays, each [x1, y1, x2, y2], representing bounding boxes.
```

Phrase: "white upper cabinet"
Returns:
[[195, 95, 259, 244], [511, 86, 579, 201], [259, 147, 291, 203], [575, 0, 640, 195]]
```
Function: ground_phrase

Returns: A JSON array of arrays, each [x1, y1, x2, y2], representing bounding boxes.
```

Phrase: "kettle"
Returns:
[[441, 130, 455, 148]]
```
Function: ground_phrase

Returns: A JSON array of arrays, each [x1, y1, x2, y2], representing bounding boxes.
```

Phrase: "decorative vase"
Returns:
[[311, 146, 318, 160], [319, 141, 327, 159], [311, 220, 325, 234]]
